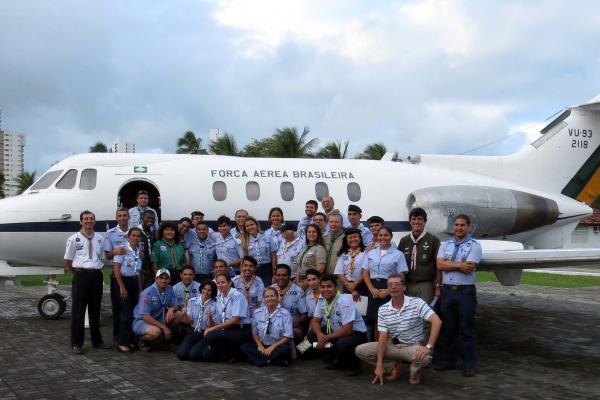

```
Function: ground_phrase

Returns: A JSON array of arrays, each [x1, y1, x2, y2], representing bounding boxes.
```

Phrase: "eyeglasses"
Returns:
[[387, 282, 405, 288]]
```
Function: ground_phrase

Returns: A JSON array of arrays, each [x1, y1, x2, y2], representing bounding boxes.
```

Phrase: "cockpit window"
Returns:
[[30, 170, 64, 190], [79, 169, 97, 190], [55, 169, 78, 189]]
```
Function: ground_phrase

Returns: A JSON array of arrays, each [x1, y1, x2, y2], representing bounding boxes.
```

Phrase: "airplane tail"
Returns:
[[409, 93, 600, 205]]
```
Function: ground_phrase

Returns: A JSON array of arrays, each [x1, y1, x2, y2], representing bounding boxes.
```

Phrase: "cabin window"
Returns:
[[315, 182, 329, 201], [55, 169, 78, 189], [246, 181, 260, 201], [212, 181, 227, 201], [79, 169, 97, 190], [280, 182, 294, 201], [30, 170, 63, 190], [347, 182, 361, 202]]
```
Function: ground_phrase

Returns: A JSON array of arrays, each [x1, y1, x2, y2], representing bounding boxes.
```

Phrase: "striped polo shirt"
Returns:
[[377, 295, 434, 343]]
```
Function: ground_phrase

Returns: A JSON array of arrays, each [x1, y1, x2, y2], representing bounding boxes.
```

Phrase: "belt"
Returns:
[[442, 284, 475, 291], [406, 279, 431, 284], [392, 337, 423, 345], [73, 268, 101, 274], [121, 275, 137, 280], [259, 263, 272, 269]]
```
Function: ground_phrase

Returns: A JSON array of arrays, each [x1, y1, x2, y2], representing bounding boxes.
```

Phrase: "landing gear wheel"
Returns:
[[38, 293, 66, 319]]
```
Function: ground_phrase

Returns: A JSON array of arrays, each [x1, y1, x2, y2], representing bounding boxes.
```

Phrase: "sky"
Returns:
[[1, 0, 600, 175]]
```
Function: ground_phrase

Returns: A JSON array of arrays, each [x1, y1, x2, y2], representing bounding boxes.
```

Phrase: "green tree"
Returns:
[[0, 170, 5, 198], [209, 132, 240, 156], [240, 138, 274, 157], [269, 126, 318, 158], [176, 131, 207, 154], [15, 170, 36, 195], [89, 142, 108, 153], [357, 142, 388, 160], [317, 140, 349, 159]]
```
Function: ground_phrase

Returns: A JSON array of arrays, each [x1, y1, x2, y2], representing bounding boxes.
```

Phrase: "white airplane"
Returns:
[[1, 93, 600, 319]]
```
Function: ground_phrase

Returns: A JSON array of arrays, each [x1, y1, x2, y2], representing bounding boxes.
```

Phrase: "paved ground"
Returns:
[[0, 282, 599, 400]]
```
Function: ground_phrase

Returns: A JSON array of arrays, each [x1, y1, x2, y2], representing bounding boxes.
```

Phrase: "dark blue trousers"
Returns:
[[240, 342, 291, 366], [116, 276, 139, 346], [439, 285, 478, 369], [70, 269, 104, 347]]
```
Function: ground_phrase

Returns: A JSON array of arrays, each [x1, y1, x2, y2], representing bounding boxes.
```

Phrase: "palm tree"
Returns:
[[317, 140, 349, 159], [240, 138, 274, 157], [357, 142, 388, 160], [270, 126, 318, 158], [209, 132, 240, 156], [89, 142, 108, 153], [0, 170, 5, 198], [176, 131, 207, 154], [15, 171, 36, 195]]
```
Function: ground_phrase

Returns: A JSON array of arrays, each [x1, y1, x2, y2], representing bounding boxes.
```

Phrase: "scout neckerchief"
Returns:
[[194, 297, 209, 332], [125, 241, 140, 274], [451, 234, 473, 261], [155, 284, 168, 322], [326, 231, 344, 265], [139, 224, 152, 258], [312, 290, 321, 303], [183, 282, 194, 306], [194, 235, 206, 272], [298, 243, 315, 270], [163, 239, 180, 270], [261, 305, 279, 342], [80, 230, 94, 260], [323, 291, 341, 334], [280, 237, 299, 255], [251, 233, 264, 264], [219, 288, 236, 322], [240, 274, 256, 302], [409, 230, 427, 270], [276, 281, 293, 306], [348, 247, 361, 276]]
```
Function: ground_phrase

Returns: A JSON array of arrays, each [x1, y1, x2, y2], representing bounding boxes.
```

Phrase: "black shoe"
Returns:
[[93, 342, 112, 349], [463, 368, 476, 377], [433, 364, 455, 372], [72, 346, 83, 355]]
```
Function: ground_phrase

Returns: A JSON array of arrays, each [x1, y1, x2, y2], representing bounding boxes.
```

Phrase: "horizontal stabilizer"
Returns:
[[479, 248, 600, 271]]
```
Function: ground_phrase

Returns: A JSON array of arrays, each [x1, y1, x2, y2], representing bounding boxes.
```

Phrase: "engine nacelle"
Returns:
[[406, 186, 559, 238]]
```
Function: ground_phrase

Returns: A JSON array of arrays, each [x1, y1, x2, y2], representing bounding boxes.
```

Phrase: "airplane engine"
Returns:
[[406, 186, 559, 238]]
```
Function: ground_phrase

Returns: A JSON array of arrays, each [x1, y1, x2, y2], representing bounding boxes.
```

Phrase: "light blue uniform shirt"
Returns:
[[128, 206, 159, 231], [276, 238, 304, 278], [232, 275, 265, 315], [215, 288, 251, 325], [211, 232, 244, 265], [314, 293, 367, 333], [437, 236, 482, 286], [188, 236, 217, 275], [102, 226, 128, 265], [113, 246, 142, 277], [270, 282, 308, 319], [264, 227, 283, 250], [364, 247, 408, 279], [252, 306, 294, 345], [334, 251, 368, 282], [172, 280, 202, 308], [186, 297, 217, 332], [354, 224, 373, 247], [305, 289, 321, 318], [296, 215, 314, 241], [133, 283, 178, 323], [246, 233, 277, 265]]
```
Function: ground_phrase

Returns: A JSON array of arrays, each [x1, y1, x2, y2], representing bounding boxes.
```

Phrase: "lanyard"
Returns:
[[194, 298, 208, 332], [261, 306, 279, 341], [125, 242, 140, 274], [219, 289, 235, 322]]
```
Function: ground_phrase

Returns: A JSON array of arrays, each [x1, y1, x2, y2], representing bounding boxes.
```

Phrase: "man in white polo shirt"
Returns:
[[355, 274, 442, 385], [64, 210, 111, 354]]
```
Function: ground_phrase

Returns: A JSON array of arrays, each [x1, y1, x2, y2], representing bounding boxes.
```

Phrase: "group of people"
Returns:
[[64, 190, 482, 385]]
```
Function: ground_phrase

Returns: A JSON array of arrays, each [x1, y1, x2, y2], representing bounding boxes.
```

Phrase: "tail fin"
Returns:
[[408, 93, 600, 203]]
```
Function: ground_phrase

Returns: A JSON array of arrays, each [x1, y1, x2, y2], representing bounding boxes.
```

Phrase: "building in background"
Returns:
[[209, 128, 222, 142], [565, 209, 600, 249], [112, 137, 135, 153], [0, 130, 26, 197]]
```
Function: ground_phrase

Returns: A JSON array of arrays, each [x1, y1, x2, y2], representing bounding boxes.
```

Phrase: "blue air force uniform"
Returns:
[[132, 283, 178, 335]]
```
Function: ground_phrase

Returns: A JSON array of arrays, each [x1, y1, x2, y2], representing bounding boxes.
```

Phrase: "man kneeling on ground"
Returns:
[[132, 269, 180, 351], [355, 274, 441, 385]]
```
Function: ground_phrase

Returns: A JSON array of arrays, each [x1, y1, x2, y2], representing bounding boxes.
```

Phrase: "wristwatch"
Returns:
[[425, 344, 433, 350]]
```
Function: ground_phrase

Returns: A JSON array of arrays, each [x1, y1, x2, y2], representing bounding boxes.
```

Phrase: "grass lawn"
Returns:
[[476, 271, 600, 288], [18, 269, 112, 287]]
